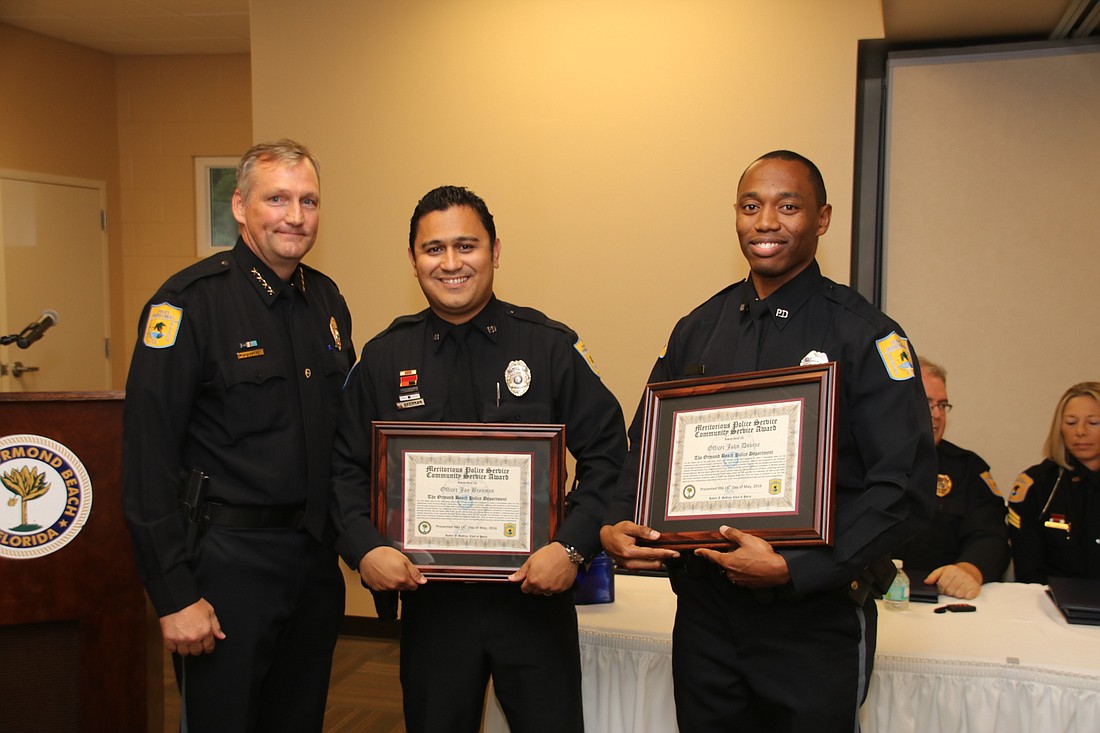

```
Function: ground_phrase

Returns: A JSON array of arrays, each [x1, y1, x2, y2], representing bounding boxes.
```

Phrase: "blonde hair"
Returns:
[[236, 139, 320, 201], [920, 358, 947, 384], [1043, 382, 1100, 468]]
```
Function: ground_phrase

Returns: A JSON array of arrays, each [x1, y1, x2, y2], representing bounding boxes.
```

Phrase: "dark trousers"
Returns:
[[669, 563, 876, 733], [176, 526, 345, 733], [399, 582, 584, 733]]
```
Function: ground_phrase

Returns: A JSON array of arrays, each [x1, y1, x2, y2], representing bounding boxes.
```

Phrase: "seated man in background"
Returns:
[[896, 359, 1009, 598]]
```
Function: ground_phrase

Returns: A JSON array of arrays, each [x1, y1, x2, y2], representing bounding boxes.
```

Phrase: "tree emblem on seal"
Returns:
[[2, 465, 50, 531]]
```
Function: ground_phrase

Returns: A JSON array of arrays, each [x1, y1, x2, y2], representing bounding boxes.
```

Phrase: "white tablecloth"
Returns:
[[484, 576, 1100, 733]]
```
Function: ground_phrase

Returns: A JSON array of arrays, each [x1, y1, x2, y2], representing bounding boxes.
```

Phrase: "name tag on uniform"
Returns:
[[1045, 513, 1070, 531]]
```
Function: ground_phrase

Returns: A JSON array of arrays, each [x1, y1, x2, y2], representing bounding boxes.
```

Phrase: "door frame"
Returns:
[[0, 169, 111, 392]]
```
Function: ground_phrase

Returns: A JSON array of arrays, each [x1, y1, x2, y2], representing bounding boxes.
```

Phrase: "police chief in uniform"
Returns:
[[1009, 382, 1100, 583], [895, 360, 1009, 599], [601, 151, 936, 733], [330, 185, 625, 733], [122, 140, 354, 732]]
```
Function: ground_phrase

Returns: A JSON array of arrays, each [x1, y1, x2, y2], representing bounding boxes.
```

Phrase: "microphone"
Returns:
[[16, 309, 60, 349]]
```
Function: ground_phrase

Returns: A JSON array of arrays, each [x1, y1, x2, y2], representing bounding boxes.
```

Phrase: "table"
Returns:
[[483, 576, 1100, 733]]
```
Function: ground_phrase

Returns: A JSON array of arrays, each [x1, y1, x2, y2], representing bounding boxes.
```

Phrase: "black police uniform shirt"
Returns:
[[331, 295, 626, 570], [122, 239, 354, 616], [1008, 457, 1100, 583], [607, 260, 937, 596], [896, 439, 1009, 582]]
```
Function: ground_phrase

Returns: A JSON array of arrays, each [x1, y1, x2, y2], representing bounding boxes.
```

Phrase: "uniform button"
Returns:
[[304, 368, 312, 378]]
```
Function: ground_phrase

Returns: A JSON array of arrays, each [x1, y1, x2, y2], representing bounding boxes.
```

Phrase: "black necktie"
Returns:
[[444, 324, 478, 422], [732, 299, 769, 373]]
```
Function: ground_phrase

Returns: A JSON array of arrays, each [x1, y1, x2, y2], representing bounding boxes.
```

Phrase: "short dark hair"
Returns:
[[744, 150, 827, 208], [409, 186, 496, 251]]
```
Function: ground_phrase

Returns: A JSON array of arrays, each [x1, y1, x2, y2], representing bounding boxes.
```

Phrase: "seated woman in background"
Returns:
[[1008, 382, 1100, 583]]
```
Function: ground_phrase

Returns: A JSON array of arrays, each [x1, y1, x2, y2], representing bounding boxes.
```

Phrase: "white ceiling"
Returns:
[[0, 0, 1094, 55]]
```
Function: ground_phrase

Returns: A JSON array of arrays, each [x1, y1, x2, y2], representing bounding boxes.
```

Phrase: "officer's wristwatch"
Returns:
[[555, 541, 584, 565]]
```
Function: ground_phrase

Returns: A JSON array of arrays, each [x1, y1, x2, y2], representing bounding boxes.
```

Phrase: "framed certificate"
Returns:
[[635, 363, 837, 549], [372, 421, 566, 580]]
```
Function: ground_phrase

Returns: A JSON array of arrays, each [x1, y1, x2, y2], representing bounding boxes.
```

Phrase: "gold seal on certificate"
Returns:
[[635, 363, 838, 549], [371, 421, 565, 580]]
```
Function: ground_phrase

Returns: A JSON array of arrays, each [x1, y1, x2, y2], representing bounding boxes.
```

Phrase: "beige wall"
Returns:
[[116, 54, 252, 378], [251, 0, 883, 417], [0, 24, 252, 387], [883, 46, 1100, 490], [0, 23, 125, 386], [250, 0, 885, 616]]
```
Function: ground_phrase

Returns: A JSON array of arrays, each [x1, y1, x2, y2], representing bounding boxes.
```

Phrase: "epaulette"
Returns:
[[937, 439, 978, 461], [367, 312, 427, 344], [501, 302, 578, 339], [822, 278, 890, 330], [299, 261, 341, 292], [709, 280, 744, 300], [159, 252, 233, 295]]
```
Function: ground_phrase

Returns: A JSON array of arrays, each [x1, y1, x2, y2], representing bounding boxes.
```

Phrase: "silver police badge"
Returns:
[[504, 360, 532, 397], [800, 350, 829, 366]]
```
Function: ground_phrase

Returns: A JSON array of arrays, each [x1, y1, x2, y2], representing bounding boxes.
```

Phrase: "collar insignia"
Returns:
[[250, 268, 274, 296]]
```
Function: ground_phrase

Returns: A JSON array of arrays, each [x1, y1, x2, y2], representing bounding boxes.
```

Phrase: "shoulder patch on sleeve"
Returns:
[[1008, 472, 1033, 504], [1007, 506, 1021, 528], [658, 342, 667, 359], [142, 302, 183, 349], [875, 332, 915, 381], [979, 470, 1000, 497], [573, 338, 600, 376]]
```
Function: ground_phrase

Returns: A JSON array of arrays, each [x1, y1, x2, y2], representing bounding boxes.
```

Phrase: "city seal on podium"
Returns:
[[0, 433, 93, 559]]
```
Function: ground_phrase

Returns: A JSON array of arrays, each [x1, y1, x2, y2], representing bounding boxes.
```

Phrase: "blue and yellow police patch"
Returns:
[[980, 470, 999, 497], [1008, 473, 1033, 504], [574, 338, 601, 376], [143, 303, 182, 349], [875, 332, 915, 381]]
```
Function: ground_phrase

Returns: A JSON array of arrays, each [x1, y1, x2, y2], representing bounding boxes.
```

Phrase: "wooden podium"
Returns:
[[0, 392, 159, 732]]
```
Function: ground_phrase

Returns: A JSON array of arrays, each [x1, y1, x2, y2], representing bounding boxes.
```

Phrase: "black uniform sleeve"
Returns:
[[121, 292, 206, 617], [606, 346, 677, 526], [780, 331, 937, 595], [1008, 464, 1050, 583], [549, 337, 627, 558], [954, 454, 1010, 582], [329, 355, 390, 570]]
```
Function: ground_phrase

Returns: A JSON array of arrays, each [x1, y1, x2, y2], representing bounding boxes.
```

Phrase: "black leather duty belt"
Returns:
[[204, 502, 305, 529]]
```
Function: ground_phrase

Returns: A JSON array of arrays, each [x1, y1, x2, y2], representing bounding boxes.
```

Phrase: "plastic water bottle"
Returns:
[[574, 552, 615, 605], [883, 558, 910, 611]]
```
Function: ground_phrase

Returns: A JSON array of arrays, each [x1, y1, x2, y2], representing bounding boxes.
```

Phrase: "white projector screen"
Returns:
[[881, 40, 1100, 492]]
